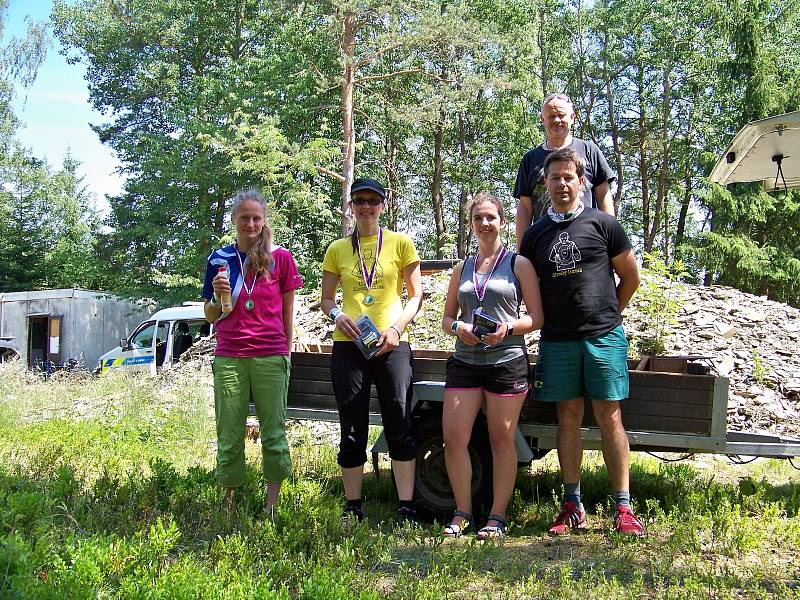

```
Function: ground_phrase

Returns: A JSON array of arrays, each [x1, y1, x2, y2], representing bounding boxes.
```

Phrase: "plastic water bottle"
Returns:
[[218, 265, 234, 313]]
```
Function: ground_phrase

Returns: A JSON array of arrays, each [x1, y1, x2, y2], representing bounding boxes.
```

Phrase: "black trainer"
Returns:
[[396, 505, 417, 526], [341, 504, 364, 524]]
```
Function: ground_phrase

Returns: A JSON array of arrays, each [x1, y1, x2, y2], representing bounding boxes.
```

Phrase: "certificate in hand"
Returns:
[[353, 315, 383, 359], [472, 308, 500, 338]]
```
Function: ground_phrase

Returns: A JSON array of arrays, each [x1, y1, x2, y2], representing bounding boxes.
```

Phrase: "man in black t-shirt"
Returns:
[[514, 93, 616, 250], [519, 147, 643, 536]]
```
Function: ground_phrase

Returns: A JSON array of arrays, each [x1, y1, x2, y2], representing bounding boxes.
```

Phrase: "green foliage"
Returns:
[[42, 0, 800, 305], [0, 6, 103, 293], [752, 349, 771, 386], [209, 111, 343, 290], [681, 0, 800, 305], [52, 0, 345, 303], [0, 154, 104, 291], [634, 251, 688, 355], [687, 183, 800, 305], [2, 361, 800, 597]]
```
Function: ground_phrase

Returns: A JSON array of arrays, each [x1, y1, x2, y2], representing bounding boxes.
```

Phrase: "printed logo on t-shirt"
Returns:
[[350, 247, 385, 293], [549, 232, 583, 275]]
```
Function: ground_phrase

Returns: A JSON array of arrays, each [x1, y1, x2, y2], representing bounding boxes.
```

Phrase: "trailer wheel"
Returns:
[[412, 411, 493, 520]]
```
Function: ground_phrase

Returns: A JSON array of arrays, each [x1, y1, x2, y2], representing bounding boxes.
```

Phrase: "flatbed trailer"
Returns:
[[283, 347, 800, 516]]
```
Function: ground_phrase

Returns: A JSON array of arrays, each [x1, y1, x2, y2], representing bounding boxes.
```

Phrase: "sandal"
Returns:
[[477, 514, 507, 540], [442, 510, 472, 538]]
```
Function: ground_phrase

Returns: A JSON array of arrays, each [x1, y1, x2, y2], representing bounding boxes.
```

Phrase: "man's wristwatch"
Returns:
[[329, 308, 342, 322], [450, 320, 461, 335], [506, 323, 514, 336]]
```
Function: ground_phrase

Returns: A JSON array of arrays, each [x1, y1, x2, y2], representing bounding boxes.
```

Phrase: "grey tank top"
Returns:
[[454, 249, 526, 365]]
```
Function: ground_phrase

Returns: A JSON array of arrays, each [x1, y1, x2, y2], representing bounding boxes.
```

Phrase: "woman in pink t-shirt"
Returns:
[[203, 189, 303, 515]]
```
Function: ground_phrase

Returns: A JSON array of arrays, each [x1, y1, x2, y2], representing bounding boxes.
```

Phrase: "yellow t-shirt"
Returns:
[[322, 229, 420, 342]]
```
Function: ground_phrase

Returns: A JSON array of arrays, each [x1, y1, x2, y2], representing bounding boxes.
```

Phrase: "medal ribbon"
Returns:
[[473, 247, 506, 305], [356, 227, 383, 292], [235, 245, 258, 302]]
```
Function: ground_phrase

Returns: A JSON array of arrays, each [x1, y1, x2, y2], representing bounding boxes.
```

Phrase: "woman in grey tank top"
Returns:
[[440, 193, 543, 540]]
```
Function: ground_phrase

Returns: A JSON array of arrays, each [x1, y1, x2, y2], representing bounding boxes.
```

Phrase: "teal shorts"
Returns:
[[533, 325, 629, 402]]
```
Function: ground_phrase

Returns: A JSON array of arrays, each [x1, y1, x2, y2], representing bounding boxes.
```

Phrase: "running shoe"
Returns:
[[548, 501, 588, 535], [396, 505, 418, 527], [341, 504, 364, 524], [614, 505, 644, 536]]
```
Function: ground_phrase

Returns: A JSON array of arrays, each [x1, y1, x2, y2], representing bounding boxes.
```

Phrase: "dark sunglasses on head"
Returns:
[[351, 197, 383, 206]]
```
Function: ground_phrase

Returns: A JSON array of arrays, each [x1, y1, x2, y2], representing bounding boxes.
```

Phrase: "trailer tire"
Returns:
[[412, 410, 493, 520]]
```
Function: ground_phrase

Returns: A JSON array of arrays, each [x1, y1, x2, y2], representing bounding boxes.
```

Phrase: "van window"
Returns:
[[154, 322, 169, 366], [129, 321, 169, 366], [130, 322, 157, 349], [173, 319, 207, 360]]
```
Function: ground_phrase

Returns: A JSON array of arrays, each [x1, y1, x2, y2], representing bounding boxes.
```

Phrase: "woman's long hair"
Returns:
[[232, 189, 274, 277]]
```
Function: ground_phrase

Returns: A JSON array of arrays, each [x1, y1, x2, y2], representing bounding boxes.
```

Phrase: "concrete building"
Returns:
[[0, 289, 150, 370]]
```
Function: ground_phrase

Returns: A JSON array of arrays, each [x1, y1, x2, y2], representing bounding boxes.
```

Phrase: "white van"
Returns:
[[97, 303, 212, 375]]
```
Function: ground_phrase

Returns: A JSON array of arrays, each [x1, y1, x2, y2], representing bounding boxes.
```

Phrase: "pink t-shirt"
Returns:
[[214, 247, 303, 357]]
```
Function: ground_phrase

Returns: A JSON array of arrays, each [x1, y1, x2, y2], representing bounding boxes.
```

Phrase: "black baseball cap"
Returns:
[[351, 178, 386, 199]]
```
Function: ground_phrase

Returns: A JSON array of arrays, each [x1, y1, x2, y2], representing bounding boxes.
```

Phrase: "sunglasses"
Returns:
[[351, 197, 383, 206]]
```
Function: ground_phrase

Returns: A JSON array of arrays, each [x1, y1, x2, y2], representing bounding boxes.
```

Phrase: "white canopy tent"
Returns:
[[709, 111, 800, 191]]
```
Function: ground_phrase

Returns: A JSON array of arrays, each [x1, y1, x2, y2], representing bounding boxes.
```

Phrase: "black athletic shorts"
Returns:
[[445, 354, 530, 396]]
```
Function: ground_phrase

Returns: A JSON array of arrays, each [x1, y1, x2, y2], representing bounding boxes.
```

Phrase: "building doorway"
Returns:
[[28, 315, 62, 369], [28, 317, 47, 368]]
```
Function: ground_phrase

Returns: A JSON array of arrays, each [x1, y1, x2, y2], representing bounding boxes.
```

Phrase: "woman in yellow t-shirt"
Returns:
[[321, 177, 423, 525]]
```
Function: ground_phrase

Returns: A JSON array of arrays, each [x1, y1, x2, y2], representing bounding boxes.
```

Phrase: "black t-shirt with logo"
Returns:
[[513, 138, 616, 221], [520, 208, 632, 341]]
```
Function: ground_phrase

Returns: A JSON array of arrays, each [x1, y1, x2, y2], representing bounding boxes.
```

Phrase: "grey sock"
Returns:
[[613, 490, 631, 509], [563, 482, 583, 512]]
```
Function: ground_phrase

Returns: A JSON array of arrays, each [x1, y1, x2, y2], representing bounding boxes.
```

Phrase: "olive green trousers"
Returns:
[[213, 355, 292, 487]]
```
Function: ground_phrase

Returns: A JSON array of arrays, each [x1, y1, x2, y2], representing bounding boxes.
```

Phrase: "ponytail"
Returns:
[[250, 219, 274, 277]]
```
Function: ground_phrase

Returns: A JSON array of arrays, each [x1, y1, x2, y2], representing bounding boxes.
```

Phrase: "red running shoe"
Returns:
[[548, 501, 588, 535], [614, 506, 644, 536]]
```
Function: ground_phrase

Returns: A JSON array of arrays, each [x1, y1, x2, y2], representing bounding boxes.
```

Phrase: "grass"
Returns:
[[2, 362, 800, 598]]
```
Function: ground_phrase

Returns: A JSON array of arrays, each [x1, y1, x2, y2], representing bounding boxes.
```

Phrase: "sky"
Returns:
[[6, 0, 123, 213]]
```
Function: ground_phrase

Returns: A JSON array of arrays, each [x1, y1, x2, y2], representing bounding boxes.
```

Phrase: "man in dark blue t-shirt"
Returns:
[[520, 147, 643, 536], [514, 93, 616, 250]]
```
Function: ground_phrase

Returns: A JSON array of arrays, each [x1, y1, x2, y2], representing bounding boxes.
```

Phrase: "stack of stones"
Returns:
[[624, 276, 800, 437]]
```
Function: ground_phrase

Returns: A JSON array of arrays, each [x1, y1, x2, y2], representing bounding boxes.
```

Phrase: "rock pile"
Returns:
[[624, 276, 800, 437], [182, 269, 800, 438]]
